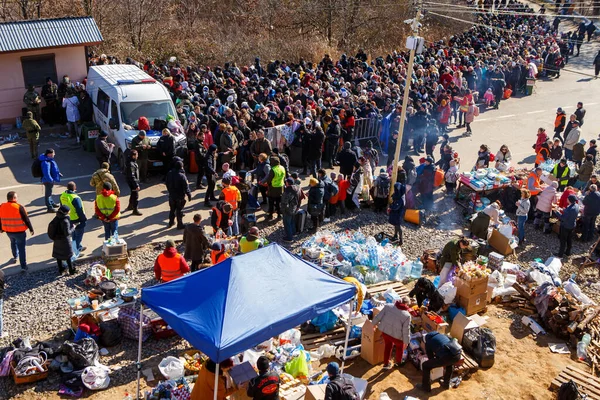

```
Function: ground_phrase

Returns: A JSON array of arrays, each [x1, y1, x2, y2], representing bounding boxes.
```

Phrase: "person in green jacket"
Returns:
[[438, 237, 471, 284], [22, 111, 41, 159]]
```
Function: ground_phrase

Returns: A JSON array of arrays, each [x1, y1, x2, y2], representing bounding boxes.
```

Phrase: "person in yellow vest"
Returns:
[[94, 182, 121, 240], [239, 226, 269, 254], [261, 156, 286, 219], [552, 158, 571, 191], [0, 191, 34, 271], [220, 176, 241, 235], [153, 239, 190, 283], [59, 181, 87, 255]]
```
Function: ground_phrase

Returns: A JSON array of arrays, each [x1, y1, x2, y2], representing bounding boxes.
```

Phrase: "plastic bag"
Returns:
[[99, 321, 122, 348], [309, 344, 336, 361], [158, 356, 185, 380], [498, 223, 513, 239], [118, 307, 152, 341], [437, 282, 457, 304], [285, 351, 309, 379], [82, 366, 110, 390], [279, 329, 301, 346], [564, 280, 595, 306], [60, 338, 99, 370]]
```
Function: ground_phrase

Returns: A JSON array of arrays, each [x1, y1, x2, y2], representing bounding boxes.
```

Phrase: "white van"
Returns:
[[86, 64, 186, 169]]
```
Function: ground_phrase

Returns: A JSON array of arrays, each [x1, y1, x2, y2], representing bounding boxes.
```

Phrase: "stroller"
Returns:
[[241, 184, 262, 234]]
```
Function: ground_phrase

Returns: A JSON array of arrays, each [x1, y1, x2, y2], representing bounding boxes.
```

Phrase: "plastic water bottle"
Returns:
[[410, 257, 424, 279], [123, 393, 132, 400], [398, 261, 409, 281], [113, 231, 119, 243], [433, 276, 441, 288], [577, 333, 591, 360]]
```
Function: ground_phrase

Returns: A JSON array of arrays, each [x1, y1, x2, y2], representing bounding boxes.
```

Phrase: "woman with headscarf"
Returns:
[[388, 182, 406, 244]]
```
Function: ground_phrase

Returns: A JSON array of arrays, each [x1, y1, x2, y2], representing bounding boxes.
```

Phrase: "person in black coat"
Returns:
[[124, 150, 142, 215], [299, 123, 312, 175], [183, 213, 210, 271], [337, 142, 358, 179], [308, 124, 325, 178], [408, 277, 445, 312], [204, 144, 218, 207], [165, 161, 192, 229], [78, 90, 94, 123], [49, 205, 76, 275], [325, 116, 341, 168], [95, 132, 114, 167], [157, 128, 176, 179], [388, 182, 406, 244]]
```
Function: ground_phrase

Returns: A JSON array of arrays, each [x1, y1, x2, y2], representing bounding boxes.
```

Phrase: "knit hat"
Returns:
[[58, 205, 70, 214], [211, 242, 222, 251], [165, 239, 176, 248], [568, 195, 577, 204], [309, 177, 319, 187], [102, 182, 112, 191]]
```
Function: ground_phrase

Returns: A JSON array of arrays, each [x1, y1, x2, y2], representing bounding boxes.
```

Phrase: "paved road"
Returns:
[[0, 35, 598, 276]]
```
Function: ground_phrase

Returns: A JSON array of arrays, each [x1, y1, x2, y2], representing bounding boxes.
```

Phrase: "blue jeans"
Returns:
[[517, 215, 527, 243], [44, 182, 55, 209], [6, 231, 27, 268], [564, 148, 573, 160], [231, 210, 239, 236], [72, 221, 86, 251], [102, 220, 118, 240], [282, 214, 295, 240]]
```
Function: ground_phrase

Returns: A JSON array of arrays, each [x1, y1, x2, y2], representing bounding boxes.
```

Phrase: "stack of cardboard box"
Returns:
[[455, 275, 489, 316]]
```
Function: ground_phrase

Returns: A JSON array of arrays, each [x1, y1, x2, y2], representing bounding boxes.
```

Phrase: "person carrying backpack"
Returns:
[[372, 169, 391, 212], [317, 169, 338, 222], [324, 362, 358, 400]]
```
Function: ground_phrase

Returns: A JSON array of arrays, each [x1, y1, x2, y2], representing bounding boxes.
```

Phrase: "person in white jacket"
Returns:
[[534, 181, 558, 233], [372, 297, 412, 370], [563, 120, 581, 160]]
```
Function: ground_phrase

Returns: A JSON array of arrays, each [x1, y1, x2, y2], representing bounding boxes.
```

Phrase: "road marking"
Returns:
[[496, 114, 516, 119], [563, 105, 574, 109], [587, 102, 598, 106], [526, 110, 545, 114], [0, 174, 93, 191]]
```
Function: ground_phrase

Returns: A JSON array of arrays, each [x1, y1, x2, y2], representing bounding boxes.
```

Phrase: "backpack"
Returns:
[[376, 176, 390, 198], [281, 189, 299, 216], [47, 218, 61, 241], [558, 380, 583, 400], [331, 377, 359, 400], [31, 159, 43, 178]]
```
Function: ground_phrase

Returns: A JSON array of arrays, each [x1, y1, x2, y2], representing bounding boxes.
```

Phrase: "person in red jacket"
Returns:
[[154, 239, 190, 282]]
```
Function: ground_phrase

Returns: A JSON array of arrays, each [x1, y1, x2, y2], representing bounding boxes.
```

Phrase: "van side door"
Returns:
[[95, 89, 110, 135], [109, 100, 120, 142]]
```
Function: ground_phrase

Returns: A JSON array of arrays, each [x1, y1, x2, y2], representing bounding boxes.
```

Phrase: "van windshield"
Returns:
[[120, 101, 176, 127]]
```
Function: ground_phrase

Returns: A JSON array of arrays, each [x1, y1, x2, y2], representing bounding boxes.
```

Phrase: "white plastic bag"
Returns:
[[564, 280, 596, 306], [545, 257, 563, 275], [158, 356, 185, 380], [81, 366, 110, 390], [437, 282, 457, 304], [530, 270, 552, 286], [279, 329, 301, 346], [498, 223, 513, 239]]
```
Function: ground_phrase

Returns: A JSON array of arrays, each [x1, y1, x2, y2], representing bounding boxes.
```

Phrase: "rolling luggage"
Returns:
[[296, 209, 307, 233]]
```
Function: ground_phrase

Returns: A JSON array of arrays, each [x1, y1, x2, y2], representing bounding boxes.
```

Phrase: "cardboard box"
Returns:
[[450, 312, 488, 344], [304, 384, 327, 400], [228, 361, 258, 388], [456, 293, 487, 316], [488, 229, 513, 256], [361, 319, 385, 365], [455, 276, 489, 298], [421, 311, 449, 334], [486, 285, 494, 303], [431, 367, 444, 381]]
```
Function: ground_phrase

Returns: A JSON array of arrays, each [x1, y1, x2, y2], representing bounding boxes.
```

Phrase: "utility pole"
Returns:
[[388, 0, 423, 203]]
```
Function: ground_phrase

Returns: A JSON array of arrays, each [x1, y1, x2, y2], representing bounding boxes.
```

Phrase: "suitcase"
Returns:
[[295, 209, 307, 233]]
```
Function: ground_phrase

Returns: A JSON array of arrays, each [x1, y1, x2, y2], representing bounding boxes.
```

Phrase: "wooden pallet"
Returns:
[[301, 326, 361, 351], [366, 281, 410, 298], [454, 352, 479, 375], [551, 365, 600, 399]]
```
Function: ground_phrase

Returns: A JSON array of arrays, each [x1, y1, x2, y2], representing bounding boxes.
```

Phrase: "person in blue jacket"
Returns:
[[418, 332, 462, 392], [39, 148, 62, 213], [554, 194, 579, 257]]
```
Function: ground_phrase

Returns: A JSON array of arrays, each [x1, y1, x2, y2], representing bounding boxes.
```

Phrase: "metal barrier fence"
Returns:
[[353, 117, 385, 155]]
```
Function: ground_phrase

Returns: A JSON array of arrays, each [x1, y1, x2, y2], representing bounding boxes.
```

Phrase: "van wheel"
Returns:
[[118, 150, 126, 171]]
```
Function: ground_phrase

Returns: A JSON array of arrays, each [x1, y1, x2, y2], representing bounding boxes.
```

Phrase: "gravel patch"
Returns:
[[0, 190, 598, 398]]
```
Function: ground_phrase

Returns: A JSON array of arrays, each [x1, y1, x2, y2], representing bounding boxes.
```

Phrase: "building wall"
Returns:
[[0, 46, 87, 124]]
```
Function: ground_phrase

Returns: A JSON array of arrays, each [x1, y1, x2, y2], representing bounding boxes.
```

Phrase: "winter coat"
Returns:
[[470, 212, 491, 240], [417, 164, 435, 195], [90, 168, 120, 196], [166, 168, 191, 201], [388, 182, 406, 226], [219, 133, 239, 164], [476, 151, 490, 168], [95, 138, 112, 164], [125, 159, 140, 189], [578, 160, 594, 182], [308, 181, 325, 205], [183, 223, 209, 261], [573, 143, 585, 162], [465, 104, 478, 124], [251, 138, 272, 159], [39, 154, 60, 184], [50, 213, 74, 260], [550, 145, 563, 160], [307, 129, 325, 160], [157, 134, 176, 157], [535, 131, 548, 153], [536, 186, 557, 213], [281, 185, 301, 216], [583, 191, 600, 216], [564, 127, 581, 150], [372, 303, 411, 345], [337, 149, 358, 176]]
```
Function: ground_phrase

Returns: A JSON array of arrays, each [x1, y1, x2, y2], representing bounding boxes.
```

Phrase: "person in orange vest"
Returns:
[[153, 239, 190, 283], [527, 167, 544, 196], [535, 140, 550, 167], [211, 201, 232, 235], [220, 177, 241, 235], [210, 242, 230, 265], [0, 191, 34, 271]]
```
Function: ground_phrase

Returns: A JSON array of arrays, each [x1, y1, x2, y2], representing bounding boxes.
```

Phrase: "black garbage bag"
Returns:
[[473, 327, 496, 368], [60, 338, 99, 370], [99, 321, 122, 348], [558, 379, 583, 400], [461, 327, 480, 355]]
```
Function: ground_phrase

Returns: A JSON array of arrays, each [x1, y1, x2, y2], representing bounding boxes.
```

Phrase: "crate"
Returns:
[[103, 255, 129, 271], [102, 240, 127, 257], [151, 319, 177, 339], [11, 361, 50, 385]]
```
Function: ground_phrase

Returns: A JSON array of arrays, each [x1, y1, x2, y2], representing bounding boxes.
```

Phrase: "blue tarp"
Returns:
[[141, 244, 356, 362]]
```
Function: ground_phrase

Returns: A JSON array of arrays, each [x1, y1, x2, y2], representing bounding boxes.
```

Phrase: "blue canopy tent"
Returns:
[[136, 244, 357, 399]]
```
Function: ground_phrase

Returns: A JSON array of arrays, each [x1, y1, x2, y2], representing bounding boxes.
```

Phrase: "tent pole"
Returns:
[[214, 363, 220, 400], [341, 299, 353, 373], [136, 302, 144, 400]]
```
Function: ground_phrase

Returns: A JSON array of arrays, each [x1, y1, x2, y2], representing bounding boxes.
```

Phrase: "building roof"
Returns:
[[0, 17, 103, 53]]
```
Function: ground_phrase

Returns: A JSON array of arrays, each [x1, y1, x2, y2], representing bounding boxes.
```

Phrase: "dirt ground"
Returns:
[[7, 305, 585, 400]]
